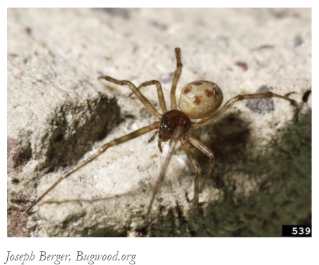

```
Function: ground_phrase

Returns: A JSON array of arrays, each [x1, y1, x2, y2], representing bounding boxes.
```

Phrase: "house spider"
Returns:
[[25, 48, 297, 219]]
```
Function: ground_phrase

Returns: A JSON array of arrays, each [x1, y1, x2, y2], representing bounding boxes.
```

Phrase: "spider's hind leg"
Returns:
[[187, 136, 215, 193], [195, 91, 298, 128], [181, 137, 202, 210], [181, 136, 216, 213]]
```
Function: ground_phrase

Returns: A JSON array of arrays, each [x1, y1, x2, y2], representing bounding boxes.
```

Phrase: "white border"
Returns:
[[3, 3, 317, 265]]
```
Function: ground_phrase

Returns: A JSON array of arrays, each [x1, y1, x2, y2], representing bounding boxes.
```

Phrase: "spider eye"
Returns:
[[178, 80, 223, 119]]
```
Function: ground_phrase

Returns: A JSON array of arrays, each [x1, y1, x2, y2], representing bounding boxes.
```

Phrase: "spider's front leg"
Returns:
[[98, 76, 162, 119], [136, 80, 167, 113], [128, 80, 168, 114], [25, 122, 160, 213], [146, 127, 184, 220], [170, 47, 183, 109]]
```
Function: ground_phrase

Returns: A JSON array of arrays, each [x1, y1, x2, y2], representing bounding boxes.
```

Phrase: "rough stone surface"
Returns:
[[7, 8, 311, 237]]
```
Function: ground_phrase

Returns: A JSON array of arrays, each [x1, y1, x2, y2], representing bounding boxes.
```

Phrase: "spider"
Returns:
[[25, 48, 297, 219]]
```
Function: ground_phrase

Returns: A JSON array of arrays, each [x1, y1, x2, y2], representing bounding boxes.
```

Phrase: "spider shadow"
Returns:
[[191, 111, 252, 189], [149, 110, 311, 236]]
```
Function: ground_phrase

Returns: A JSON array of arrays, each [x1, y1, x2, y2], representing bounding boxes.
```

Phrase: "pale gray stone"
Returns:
[[7, 8, 311, 237]]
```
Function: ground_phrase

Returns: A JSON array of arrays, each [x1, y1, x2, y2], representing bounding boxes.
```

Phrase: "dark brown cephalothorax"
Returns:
[[25, 48, 297, 221], [159, 109, 191, 142]]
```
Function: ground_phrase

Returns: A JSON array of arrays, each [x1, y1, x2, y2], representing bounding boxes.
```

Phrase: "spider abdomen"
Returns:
[[159, 109, 191, 141], [178, 80, 223, 119]]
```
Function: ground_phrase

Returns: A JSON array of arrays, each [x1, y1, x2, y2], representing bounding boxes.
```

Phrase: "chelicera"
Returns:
[[25, 48, 297, 219]]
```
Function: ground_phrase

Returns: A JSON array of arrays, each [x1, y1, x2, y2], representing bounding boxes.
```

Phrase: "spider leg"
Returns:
[[98, 76, 162, 119], [181, 137, 201, 209], [148, 130, 159, 143], [128, 80, 168, 113], [25, 122, 160, 213], [187, 136, 215, 192], [146, 127, 184, 219], [170, 47, 183, 110], [136, 80, 167, 113], [194, 92, 298, 128]]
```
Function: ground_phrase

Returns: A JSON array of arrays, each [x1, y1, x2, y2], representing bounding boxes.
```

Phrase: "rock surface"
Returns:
[[7, 8, 311, 237]]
